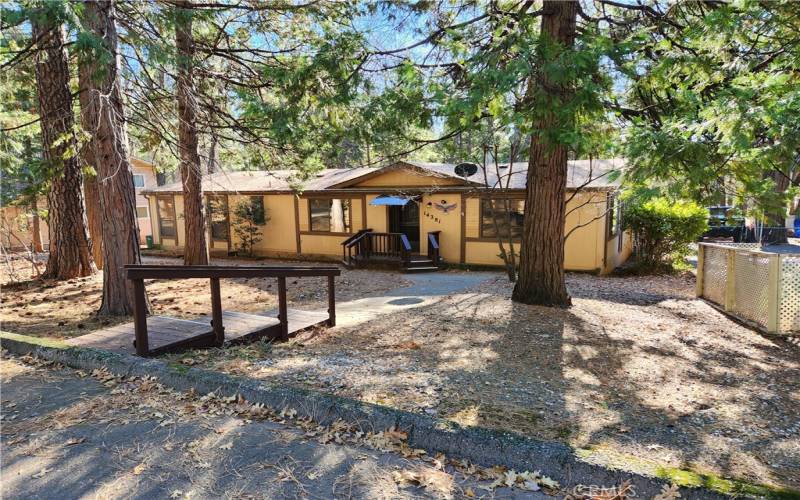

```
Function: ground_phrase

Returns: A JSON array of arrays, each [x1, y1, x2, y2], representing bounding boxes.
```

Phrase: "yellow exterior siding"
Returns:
[[419, 193, 461, 262], [298, 198, 310, 232], [563, 191, 604, 271], [300, 234, 346, 257], [261, 194, 299, 253], [351, 197, 364, 230], [174, 194, 185, 248], [354, 169, 463, 188], [604, 229, 633, 273], [0, 201, 50, 251], [463, 191, 611, 272], [464, 197, 481, 239], [131, 158, 157, 243], [148, 196, 161, 244], [365, 194, 388, 232], [227, 194, 298, 255]]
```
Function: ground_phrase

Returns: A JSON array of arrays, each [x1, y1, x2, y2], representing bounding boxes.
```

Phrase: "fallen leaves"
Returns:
[[392, 467, 454, 497], [32, 467, 52, 479], [394, 340, 421, 350], [9, 353, 564, 497], [652, 483, 681, 500], [480, 468, 557, 493]]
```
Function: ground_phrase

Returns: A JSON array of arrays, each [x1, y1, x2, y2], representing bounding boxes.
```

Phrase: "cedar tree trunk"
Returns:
[[81, 0, 145, 315], [511, 0, 577, 307], [79, 63, 104, 269], [175, 1, 209, 264], [84, 178, 104, 269], [33, 20, 96, 279]]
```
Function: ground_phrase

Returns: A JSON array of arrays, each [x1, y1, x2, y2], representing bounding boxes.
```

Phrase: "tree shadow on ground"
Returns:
[[0, 362, 517, 500], [232, 272, 800, 490]]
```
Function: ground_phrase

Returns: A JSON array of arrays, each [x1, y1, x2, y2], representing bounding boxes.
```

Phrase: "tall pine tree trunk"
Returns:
[[80, 0, 145, 315], [175, 0, 209, 265], [511, 0, 577, 307], [33, 19, 95, 279]]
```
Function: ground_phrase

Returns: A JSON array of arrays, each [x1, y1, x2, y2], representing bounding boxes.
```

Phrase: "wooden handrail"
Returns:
[[125, 264, 340, 280], [342, 232, 412, 266], [341, 228, 372, 247], [399, 234, 411, 266], [342, 229, 373, 264], [125, 264, 339, 356]]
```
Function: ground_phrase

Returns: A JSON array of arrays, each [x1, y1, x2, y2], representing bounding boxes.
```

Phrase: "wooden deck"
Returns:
[[66, 308, 329, 356]]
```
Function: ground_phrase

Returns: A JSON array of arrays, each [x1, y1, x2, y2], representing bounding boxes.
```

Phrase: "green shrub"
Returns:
[[623, 198, 708, 271], [232, 198, 268, 257]]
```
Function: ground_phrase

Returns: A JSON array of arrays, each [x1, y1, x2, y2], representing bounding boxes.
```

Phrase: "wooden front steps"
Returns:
[[342, 254, 441, 273], [341, 230, 442, 273], [66, 309, 329, 356], [403, 255, 440, 273]]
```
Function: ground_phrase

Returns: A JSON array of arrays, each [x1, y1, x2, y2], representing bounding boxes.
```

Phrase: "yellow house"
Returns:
[[131, 158, 159, 245], [142, 160, 632, 274]]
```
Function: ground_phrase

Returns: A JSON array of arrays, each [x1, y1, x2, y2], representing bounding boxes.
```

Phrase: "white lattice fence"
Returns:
[[779, 257, 800, 333], [701, 246, 728, 306], [731, 252, 771, 328], [697, 243, 798, 334]]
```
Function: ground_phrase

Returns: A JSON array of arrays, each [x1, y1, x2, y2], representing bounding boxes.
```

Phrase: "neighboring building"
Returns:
[[142, 160, 632, 274], [0, 158, 158, 251], [131, 158, 158, 245], [0, 199, 48, 251]]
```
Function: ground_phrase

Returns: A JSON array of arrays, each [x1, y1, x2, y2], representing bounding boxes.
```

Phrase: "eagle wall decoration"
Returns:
[[424, 200, 458, 223], [432, 200, 457, 213]]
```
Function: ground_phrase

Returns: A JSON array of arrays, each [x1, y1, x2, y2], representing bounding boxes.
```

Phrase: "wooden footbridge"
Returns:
[[67, 265, 340, 356]]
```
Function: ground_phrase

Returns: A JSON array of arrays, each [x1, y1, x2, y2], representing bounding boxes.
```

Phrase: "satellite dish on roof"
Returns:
[[454, 162, 479, 178]]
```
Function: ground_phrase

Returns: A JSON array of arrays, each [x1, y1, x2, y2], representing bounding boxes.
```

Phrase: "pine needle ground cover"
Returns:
[[169, 272, 800, 492]]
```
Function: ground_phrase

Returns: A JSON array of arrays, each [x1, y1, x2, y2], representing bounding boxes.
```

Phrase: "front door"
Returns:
[[389, 203, 420, 252]]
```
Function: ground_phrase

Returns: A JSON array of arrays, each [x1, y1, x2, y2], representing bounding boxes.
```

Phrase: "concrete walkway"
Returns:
[[0, 357, 547, 499], [333, 271, 497, 328]]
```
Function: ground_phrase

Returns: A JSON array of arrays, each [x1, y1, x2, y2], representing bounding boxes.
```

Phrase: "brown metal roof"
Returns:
[[142, 159, 624, 195], [402, 159, 625, 190]]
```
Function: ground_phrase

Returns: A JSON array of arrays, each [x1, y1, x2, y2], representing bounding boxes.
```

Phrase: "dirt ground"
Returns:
[[2, 251, 799, 492], [166, 272, 800, 492], [0, 253, 409, 339]]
